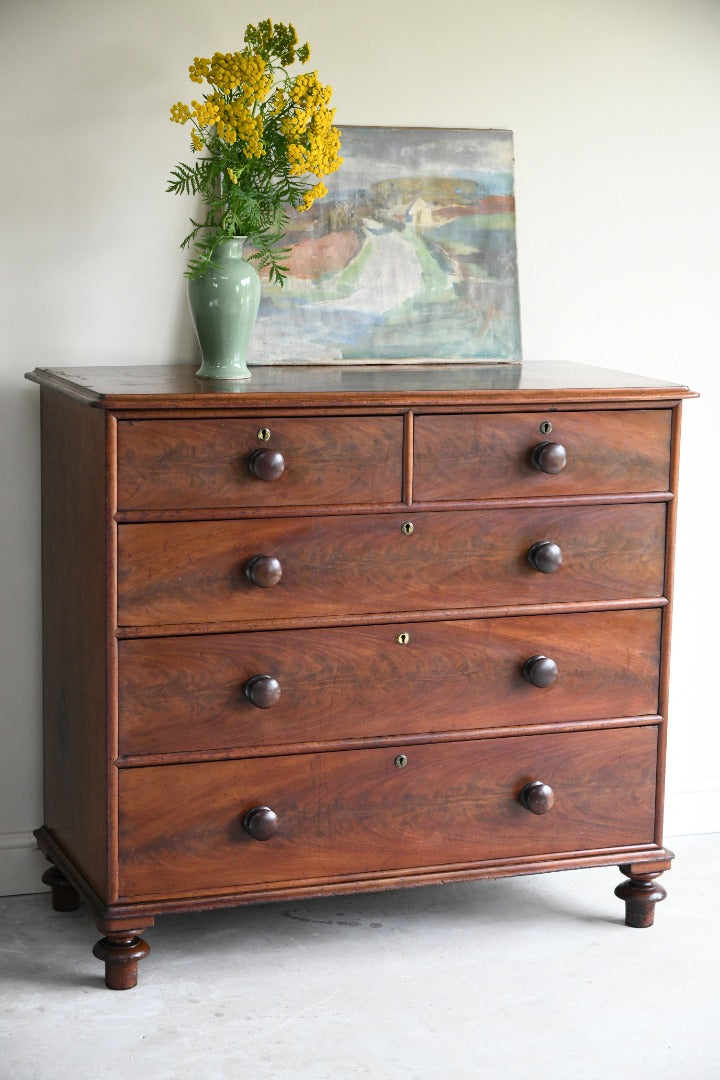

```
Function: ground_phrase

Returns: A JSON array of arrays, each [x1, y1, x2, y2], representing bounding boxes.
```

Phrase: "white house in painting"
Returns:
[[406, 196, 434, 228]]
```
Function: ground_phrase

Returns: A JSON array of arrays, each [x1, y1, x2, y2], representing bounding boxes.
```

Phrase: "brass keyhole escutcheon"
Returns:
[[394, 754, 408, 769], [397, 632, 410, 645], [401, 521, 415, 535], [539, 420, 553, 435], [257, 427, 271, 441]]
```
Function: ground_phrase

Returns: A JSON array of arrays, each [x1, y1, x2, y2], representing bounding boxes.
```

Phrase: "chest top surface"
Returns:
[[25, 361, 695, 410]]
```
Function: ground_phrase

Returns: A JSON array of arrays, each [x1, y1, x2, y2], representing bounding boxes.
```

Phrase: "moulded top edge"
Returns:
[[25, 362, 697, 410]]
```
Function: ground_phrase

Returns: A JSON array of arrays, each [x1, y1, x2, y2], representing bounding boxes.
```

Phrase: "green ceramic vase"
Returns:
[[187, 236, 261, 380]]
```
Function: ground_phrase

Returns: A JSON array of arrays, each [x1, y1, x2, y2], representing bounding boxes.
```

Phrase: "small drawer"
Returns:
[[116, 415, 403, 510], [117, 502, 666, 628], [117, 725, 658, 901], [413, 410, 671, 501], [118, 609, 662, 756]]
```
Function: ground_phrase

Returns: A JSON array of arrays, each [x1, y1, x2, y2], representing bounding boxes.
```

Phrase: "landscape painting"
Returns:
[[248, 127, 522, 365]]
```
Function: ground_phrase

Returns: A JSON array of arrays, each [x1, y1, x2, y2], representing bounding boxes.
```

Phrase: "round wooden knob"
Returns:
[[531, 441, 567, 474], [248, 448, 285, 482], [519, 781, 555, 815], [523, 654, 559, 688], [243, 805, 279, 841], [245, 554, 283, 588], [244, 674, 281, 708], [527, 540, 563, 573]]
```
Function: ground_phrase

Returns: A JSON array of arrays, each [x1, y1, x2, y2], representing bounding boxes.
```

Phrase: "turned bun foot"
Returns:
[[615, 866, 667, 927], [41, 865, 80, 912], [92, 932, 150, 990]]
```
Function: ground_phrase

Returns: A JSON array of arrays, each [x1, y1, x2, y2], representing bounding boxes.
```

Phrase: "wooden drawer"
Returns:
[[413, 410, 671, 501], [118, 609, 662, 756], [117, 503, 666, 628], [116, 415, 403, 510], [117, 726, 658, 900]]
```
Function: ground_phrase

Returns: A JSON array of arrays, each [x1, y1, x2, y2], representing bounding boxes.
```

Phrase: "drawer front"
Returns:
[[118, 609, 662, 756], [413, 410, 671, 501], [118, 726, 658, 900], [116, 415, 403, 510], [117, 503, 666, 628]]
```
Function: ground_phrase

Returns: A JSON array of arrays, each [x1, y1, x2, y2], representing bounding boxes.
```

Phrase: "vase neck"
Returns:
[[217, 236, 248, 258]]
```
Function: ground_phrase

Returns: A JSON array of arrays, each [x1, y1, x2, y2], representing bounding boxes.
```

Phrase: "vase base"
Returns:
[[195, 364, 252, 381]]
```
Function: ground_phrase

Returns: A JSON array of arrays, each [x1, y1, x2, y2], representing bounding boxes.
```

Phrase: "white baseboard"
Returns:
[[0, 832, 48, 896]]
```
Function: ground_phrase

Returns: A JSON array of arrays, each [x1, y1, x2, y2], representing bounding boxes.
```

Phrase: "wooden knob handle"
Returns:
[[243, 805, 279, 841], [519, 781, 555, 815], [248, 448, 285, 482], [527, 540, 563, 573], [244, 674, 281, 708], [245, 554, 283, 588], [523, 654, 559, 688], [531, 441, 567, 474]]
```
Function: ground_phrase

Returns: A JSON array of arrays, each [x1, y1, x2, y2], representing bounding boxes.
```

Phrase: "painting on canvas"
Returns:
[[248, 127, 522, 365]]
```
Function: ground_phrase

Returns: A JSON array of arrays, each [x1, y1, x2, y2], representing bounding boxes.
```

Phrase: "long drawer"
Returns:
[[117, 503, 667, 628], [116, 415, 403, 510], [413, 409, 671, 500], [117, 726, 658, 901], [118, 609, 662, 756]]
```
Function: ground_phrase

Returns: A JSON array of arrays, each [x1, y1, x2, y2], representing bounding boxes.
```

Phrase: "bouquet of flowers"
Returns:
[[168, 18, 342, 284]]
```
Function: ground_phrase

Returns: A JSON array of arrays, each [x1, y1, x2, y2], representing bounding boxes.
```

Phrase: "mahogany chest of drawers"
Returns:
[[26, 361, 694, 989]]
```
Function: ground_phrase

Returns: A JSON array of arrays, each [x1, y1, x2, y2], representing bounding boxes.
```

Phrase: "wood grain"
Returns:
[[117, 503, 667, 628], [26, 361, 697, 411], [38, 389, 110, 900], [118, 609, 662, 756], [116, 415, 403, 510], [413, 409, 672, 500], [117, 726, 658, 901]]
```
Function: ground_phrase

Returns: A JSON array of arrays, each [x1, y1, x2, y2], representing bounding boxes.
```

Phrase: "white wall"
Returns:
[[1, 0, 718, 894]]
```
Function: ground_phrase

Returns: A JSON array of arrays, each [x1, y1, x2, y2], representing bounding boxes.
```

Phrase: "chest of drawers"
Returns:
[[26, 361, 694, 989]]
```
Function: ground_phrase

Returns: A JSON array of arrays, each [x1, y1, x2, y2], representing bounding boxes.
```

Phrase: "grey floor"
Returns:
[[1, 833, 718, 1080]]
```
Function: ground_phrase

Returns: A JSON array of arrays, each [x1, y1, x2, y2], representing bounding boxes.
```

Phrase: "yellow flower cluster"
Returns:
[[279, 72, 341, 181], [290, 71, 333, 110], [298, 180, 329, 213], [191, 98, 220, 127], [216, 100, 265, 157], [170, 101, 191, 124], [285, 108, 343, 181], [307, 111, 343, 178], [172, 50, 272, 157], [244, 18, 309, 67], [189, 51, 272, 100]]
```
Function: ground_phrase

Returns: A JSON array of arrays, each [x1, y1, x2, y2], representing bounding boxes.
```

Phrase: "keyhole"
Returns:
[[257, 427, 271, 441], [401, 521, 414, 535], [539, 421, 553, 435], [394, 754, 408, 769], [397, 632, 410, 645]]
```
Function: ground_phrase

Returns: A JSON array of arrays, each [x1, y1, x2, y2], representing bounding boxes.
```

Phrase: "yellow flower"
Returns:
[[191, 98, 221, 127], [188, 56, 210, 83], [191, 131, 204, 152], [226, 167, 238, 185], [170, 101, 191, 124]]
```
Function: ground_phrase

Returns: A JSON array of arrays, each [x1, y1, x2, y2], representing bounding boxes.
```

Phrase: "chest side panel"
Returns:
[[39, 390, 111, 900]]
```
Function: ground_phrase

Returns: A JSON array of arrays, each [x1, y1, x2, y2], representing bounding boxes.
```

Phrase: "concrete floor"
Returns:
[[1, 833, 718, 1080]]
